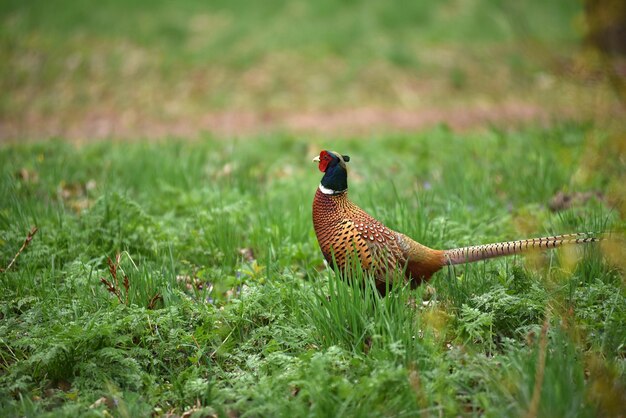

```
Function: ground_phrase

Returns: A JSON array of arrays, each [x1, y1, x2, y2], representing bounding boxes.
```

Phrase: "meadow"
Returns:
[[1, 0, 618, 139], [1, 130, 625, 417], [2, 0, 626, 416]]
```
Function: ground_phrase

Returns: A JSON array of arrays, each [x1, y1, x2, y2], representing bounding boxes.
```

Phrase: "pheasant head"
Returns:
[[312, 150, 351, 194]]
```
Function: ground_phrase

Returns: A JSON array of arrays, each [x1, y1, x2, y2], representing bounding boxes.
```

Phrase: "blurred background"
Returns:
[[0, 0, 624, 141]]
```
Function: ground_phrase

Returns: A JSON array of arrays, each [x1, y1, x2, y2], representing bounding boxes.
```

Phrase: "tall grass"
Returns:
[[0, 129, 624, 416]]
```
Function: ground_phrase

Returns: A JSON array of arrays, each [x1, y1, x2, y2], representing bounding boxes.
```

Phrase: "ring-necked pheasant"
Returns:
[[312, 150, 600, 293]]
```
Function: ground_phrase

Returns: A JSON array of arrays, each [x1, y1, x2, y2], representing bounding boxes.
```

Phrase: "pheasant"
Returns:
[[311, 150, 600, 294]]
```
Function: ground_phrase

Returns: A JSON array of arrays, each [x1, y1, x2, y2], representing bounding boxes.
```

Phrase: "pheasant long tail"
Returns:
[[443, 233, 601, 266]]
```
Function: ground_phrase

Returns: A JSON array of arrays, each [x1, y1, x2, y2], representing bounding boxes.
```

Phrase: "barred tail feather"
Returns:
[[443, 233, 601, 266]]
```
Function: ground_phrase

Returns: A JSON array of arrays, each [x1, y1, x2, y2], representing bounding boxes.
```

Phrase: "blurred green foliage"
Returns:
[[2, 0, 613, 139]]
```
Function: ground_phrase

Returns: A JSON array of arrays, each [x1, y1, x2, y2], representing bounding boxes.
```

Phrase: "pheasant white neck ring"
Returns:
[[319, 183, 347, 195]]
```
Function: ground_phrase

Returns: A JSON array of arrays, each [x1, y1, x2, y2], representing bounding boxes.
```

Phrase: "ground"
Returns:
[[0, 0, 623, 140]]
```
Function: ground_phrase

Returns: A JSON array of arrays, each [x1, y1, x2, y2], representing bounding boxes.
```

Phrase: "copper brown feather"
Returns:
[[311, 150, 602, 294]]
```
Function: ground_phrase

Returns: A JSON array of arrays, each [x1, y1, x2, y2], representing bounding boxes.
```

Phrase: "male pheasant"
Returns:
[[312, 150, 600, 293]]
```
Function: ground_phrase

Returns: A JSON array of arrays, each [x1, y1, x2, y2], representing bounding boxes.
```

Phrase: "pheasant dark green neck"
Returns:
[[320, 163, 348, 193]]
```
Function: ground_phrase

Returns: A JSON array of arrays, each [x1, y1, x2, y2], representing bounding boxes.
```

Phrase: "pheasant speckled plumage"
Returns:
[[311, 150, 600, 294]]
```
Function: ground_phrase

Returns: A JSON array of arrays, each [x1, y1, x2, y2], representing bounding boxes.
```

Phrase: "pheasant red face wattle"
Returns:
[[317, 150, 332, 172]]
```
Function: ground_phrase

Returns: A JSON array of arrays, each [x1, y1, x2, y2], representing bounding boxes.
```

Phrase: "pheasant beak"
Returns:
[[312, 156, 320, 163]]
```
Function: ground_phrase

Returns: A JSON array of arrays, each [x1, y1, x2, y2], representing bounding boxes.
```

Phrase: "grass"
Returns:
[[0, 127, 625, 416], [1, 0, 619, 139]]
